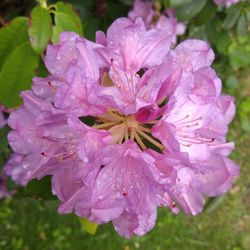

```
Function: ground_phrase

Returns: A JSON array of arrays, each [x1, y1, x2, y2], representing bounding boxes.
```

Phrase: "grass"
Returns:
[[0, 87, 250, 250]]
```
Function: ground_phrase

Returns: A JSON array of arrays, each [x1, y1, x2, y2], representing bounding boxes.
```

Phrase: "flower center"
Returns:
[[93, 109, 164, 151]]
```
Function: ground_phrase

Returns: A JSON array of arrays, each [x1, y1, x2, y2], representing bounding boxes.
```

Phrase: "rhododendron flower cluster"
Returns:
[[213, 0, 240, 7], [128, 0, 186, 45], [5, 17, 239, 238]]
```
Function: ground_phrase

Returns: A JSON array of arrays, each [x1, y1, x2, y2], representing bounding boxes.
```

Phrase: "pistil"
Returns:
[[94, 110, 165, 151]]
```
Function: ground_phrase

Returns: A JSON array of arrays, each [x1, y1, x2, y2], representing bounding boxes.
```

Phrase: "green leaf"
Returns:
[[26, 176, 56, 200], [36, 58, 49, 77], [226, 75, 238, 89], [118, 0, 133, 5], [169, 0, 192, 8], [83, 17, 101, 41], [214, 30, 231, 55], [194, 0, 217, 26], [106, 3, 130, 20], [55, 12, 83, 35], [222, 7, 240, 29], [176, 0, 207, 21], [0, 126, 10, 154], [28, 6, 52, 54], [55, 2, 83, 35], [229, 47, 250, 69], [0, 43, 39, 108], [189, 25, 207, 40], [51, 26, 64, 44], [236, 14, 247, 36], [239, 98, 250, 132], [0, 17, 29, 70], [205, 196, 226, 213], [79, 217, 98, 235]]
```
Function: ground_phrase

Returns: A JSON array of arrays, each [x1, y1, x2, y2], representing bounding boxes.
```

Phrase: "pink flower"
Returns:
[[128, 0, 186, 44], [213, 0, 240, 7], [6, 18, 239, 238]]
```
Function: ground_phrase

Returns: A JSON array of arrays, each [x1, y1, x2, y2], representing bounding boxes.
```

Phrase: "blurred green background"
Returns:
[[0, 0, 250, 249]]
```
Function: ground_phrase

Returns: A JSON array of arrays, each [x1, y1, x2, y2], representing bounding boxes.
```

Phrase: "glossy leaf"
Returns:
[[0, 43, 39, 108], [0, 17, 29, 70], [79, 217, 98, 235], [28, 6, 52, 54]]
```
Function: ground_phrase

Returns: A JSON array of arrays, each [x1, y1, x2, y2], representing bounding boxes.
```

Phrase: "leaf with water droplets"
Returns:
[[79, 217, 98, 235]]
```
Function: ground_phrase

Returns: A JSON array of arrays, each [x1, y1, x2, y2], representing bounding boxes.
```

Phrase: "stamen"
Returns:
[[118, 135, 124, 144], [134, 130, 146, 150], [136, 128, 165, 151], [130, 128, 135, 141], [125, 129, 129, 141], [93, 121, 119, 129], [107, 110, 125, 121], [98, 112, 124, 122], [146, 120, 158, 124], [139, 126, 151, 133]]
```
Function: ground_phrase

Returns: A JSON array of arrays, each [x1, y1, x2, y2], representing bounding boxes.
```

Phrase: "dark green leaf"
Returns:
[[236, 14, 247, 36], [0, 17, 29, 70], [0, 126, 10, 154], [176, 0, 207, 21], [194, 0, 217, 26], [169, 0, 192, 8], [161, 0, 170, 8], [189, 25, 207, 40], [26, 176, 56, 200], [205, 196, 226, 213], [28, 6, 52, 54], [214, 30, 231, 55], [222, 7, 240, 29], [83, 17, 101, 41], [0, 43, 39, 108], [118, 0, 133, 5], [79, 116, 96, 126], [106, 3, 130, 20], [36, 58, 49, 77]]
